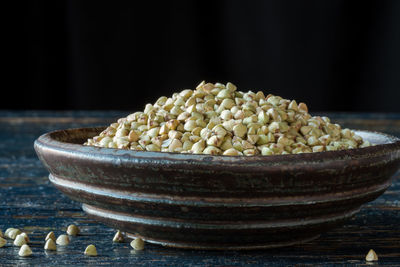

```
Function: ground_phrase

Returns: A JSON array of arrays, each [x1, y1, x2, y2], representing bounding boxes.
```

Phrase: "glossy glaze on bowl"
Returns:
[[34, 127, 400, 249]]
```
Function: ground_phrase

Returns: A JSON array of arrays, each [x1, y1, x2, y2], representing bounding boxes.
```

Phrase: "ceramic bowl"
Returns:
[[34, 127, 400, 249]]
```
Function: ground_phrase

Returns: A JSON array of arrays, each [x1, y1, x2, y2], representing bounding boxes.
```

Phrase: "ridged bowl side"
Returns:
[[34, 127, 400, 249]]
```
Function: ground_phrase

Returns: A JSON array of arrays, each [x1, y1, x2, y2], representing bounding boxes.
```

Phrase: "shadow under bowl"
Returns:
[[34, 127, 400, 250]]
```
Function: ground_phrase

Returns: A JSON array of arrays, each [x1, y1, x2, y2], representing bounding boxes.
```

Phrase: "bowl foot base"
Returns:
[[125, 232, 321, 250]]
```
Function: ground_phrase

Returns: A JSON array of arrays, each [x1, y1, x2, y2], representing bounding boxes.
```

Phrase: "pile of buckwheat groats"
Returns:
[[85, 81, 371, 155]]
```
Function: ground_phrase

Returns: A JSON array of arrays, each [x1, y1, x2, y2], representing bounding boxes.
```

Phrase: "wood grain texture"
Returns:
[[0, 111, 399, 266]]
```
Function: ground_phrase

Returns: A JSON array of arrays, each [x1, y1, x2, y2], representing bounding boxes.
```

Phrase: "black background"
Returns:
[[17, 1, 400, 112]]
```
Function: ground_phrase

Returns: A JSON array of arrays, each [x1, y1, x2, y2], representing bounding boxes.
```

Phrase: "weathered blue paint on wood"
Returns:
[[0, 111, 399, 266]]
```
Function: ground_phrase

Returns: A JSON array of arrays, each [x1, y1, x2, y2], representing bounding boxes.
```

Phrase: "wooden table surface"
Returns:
[[0, 111, 399, 266]]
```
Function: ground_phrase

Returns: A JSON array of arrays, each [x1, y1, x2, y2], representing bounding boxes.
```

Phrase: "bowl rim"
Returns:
[[34, 127, 400, 165]]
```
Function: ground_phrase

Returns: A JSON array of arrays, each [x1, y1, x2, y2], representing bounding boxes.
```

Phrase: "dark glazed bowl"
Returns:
[[34, 127, 400, 250]]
